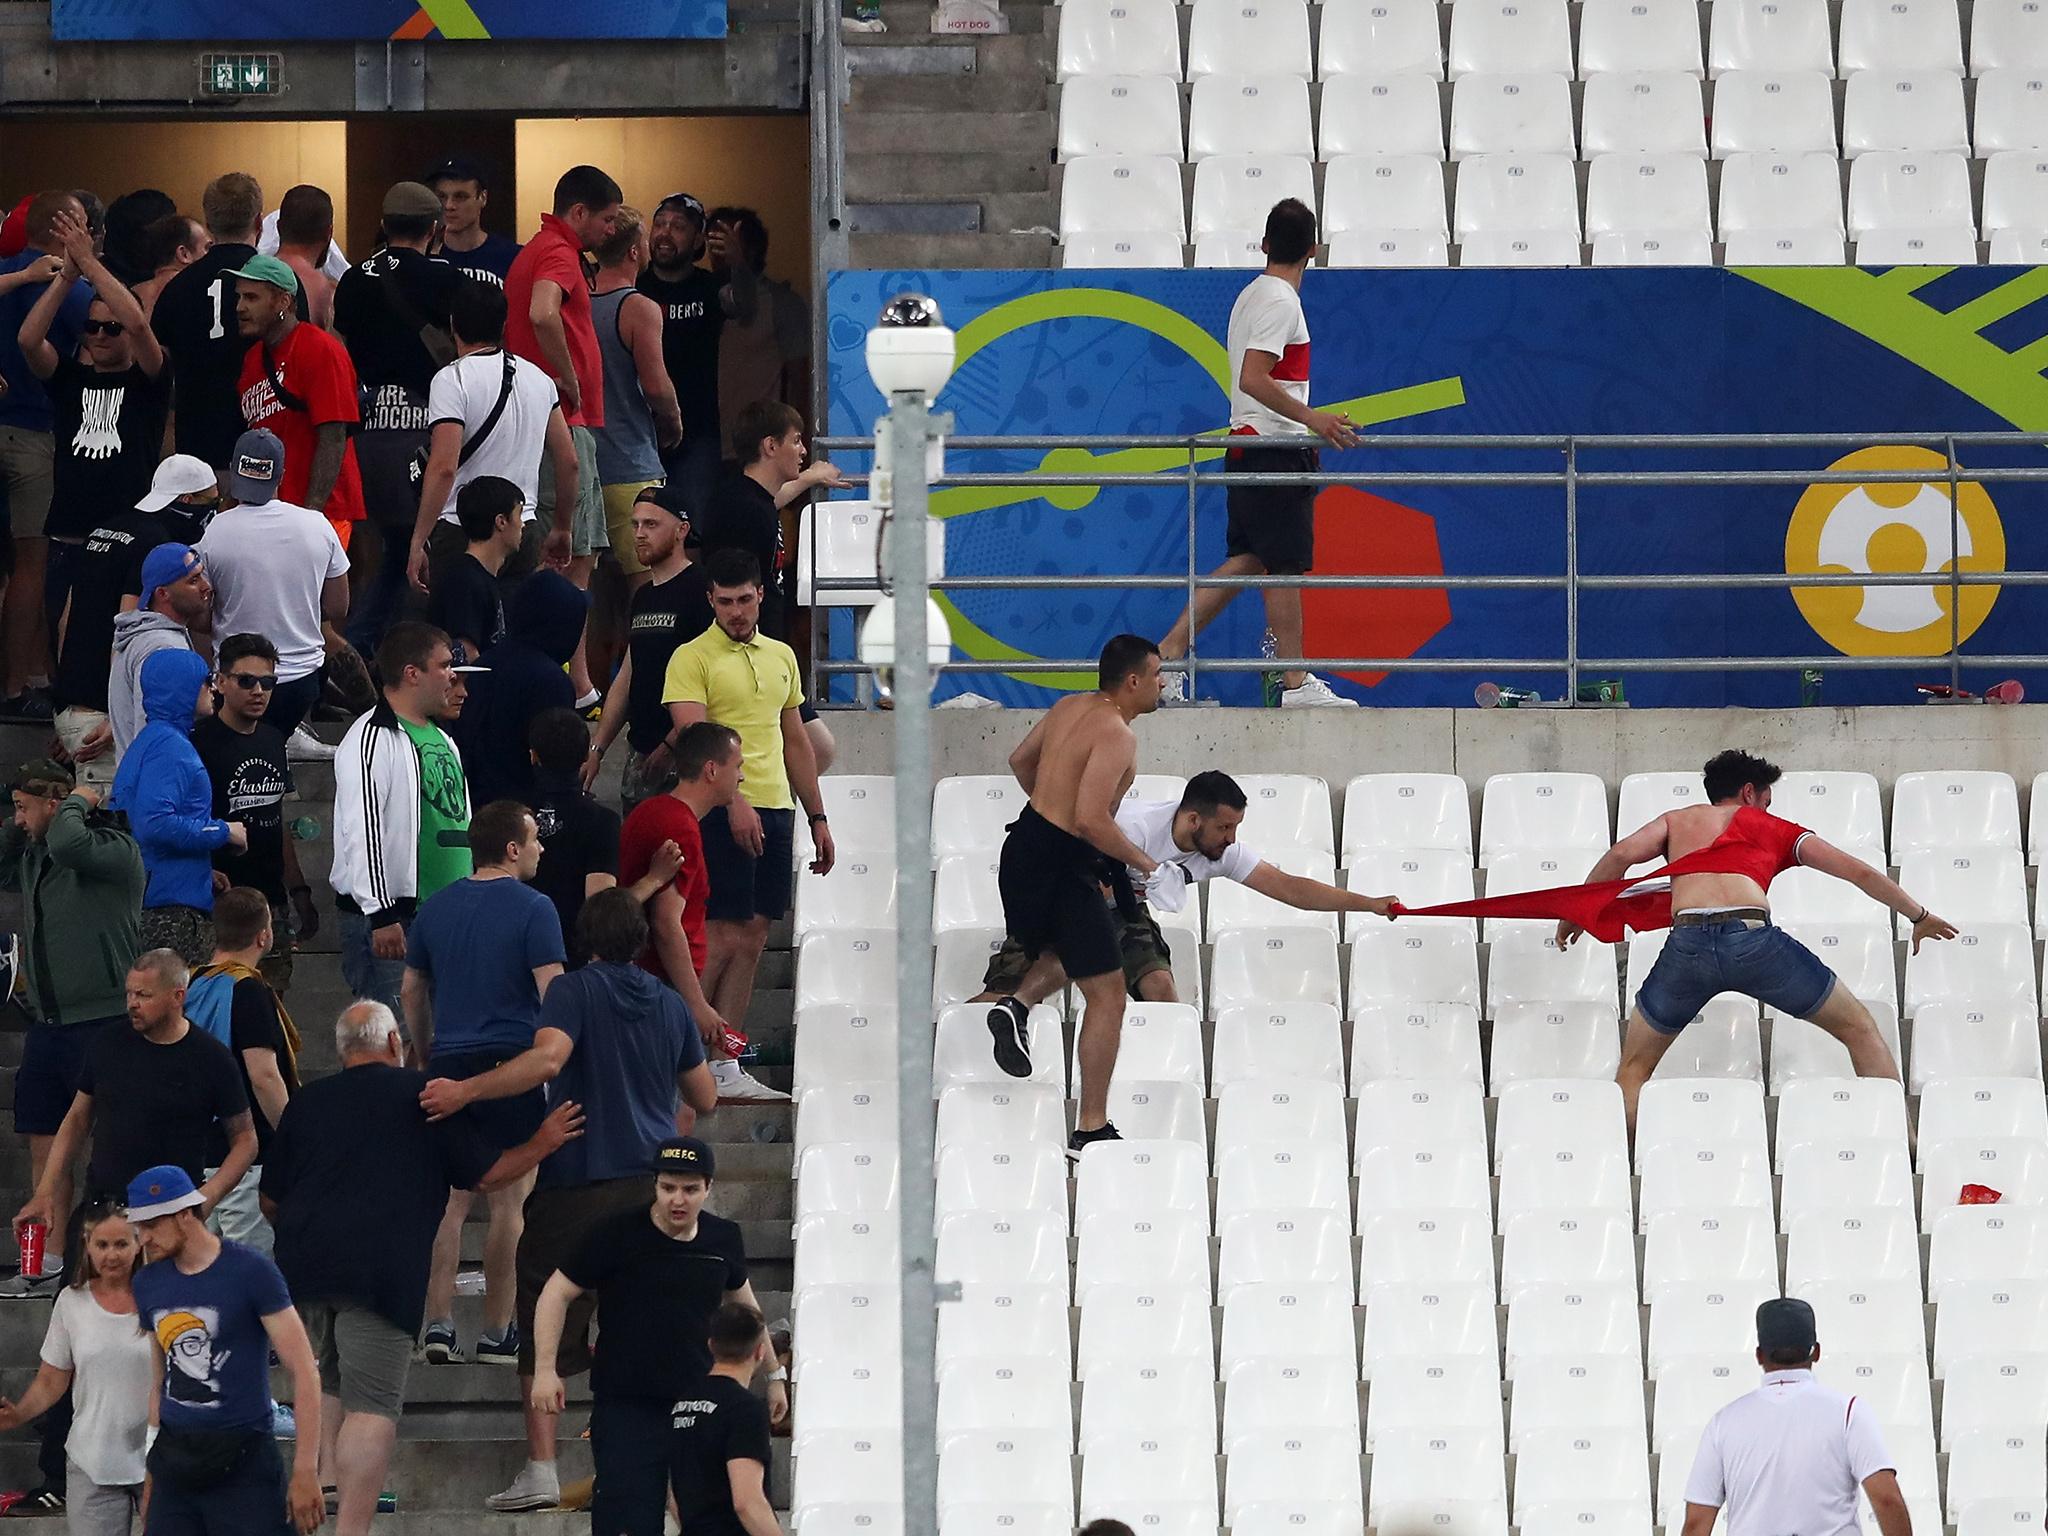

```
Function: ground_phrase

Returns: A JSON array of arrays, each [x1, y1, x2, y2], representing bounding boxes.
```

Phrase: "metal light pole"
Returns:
[[864, 296, 957, 1536]]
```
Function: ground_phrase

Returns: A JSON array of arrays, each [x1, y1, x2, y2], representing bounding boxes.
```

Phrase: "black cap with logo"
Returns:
[[655, 1136, 715, 1180]]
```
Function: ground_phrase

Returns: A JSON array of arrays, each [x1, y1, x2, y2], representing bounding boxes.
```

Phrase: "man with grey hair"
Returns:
[[260, 1001, 582, 1536], [15, 947, 254, 1232]]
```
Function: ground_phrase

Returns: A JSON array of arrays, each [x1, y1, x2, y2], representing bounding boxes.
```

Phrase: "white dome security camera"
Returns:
[[859, 596, 951, 701], [866, 293, 957, 399]]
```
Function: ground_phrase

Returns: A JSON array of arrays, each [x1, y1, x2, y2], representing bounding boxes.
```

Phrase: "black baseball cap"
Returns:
[[655, 1137, 715, 1179], [1756, 1296, 1818, 1356], [655, 192, 707, 224], [10, 757, 72, 794], [635, 481, 691, 522], [423, 156, 489, 190]]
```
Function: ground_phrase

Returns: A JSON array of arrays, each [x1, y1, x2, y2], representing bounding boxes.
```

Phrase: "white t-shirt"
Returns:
[[425, 349, 561, 523], [1226, 273, 1312, 437], [1685, 1369, 1896, 1536], [1118, 797, 1263, 913], [41, 1286, 153, 1489], [197, 498, 351, 684]]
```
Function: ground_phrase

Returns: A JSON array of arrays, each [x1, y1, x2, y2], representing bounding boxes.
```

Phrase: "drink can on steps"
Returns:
[[15, 1220, 44, 1281], [1474, 682, 1539, 708], [1800, 669, 1823, 706]]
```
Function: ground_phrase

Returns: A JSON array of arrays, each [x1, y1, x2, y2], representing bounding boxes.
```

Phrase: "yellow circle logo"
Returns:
[[1784, 445, 2005, 657]]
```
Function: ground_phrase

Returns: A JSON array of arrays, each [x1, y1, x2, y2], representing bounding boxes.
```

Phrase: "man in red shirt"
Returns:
[[619, 720, 743, 1058], [230, 252, 364, 549], [505, 165, 619, 658]]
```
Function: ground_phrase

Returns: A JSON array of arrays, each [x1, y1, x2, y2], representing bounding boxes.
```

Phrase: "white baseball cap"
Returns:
[[136, 455, 220, 514]]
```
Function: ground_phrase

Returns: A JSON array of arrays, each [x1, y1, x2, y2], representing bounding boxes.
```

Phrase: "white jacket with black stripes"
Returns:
[[330, 698, 470, 930]]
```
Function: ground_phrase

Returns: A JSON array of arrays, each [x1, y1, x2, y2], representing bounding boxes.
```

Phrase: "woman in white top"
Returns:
[[0, 1203, 153, 1535]]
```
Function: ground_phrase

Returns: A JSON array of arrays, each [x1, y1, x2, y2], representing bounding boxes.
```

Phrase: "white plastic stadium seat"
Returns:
[[1222, 1430, 1365, 1524], [1708, 0, 1835, 75], [936, 1084, 1066, 1151], [1357, 1208, 1499, 1292], [796, 929, 896, 1011], [1355, 1141, 1495, 1221], [1718, 152, 1847, 234], [1212, 926, 1340, 1016], [1488, 1001, 1623, 1085], [1894, 769, 2023, 854], [1219, 1141, 1353, 1222], [1776, 770, 1885, 849], [1078, 1433, 1218, 1526], [794, 1004, 898, 1098], [1839, 0, 1965, 74], [799, 1505, 906, 1536], [1519, 1502, 1658, 1536], [1496, 1143, 1633, 1224], [799, 513, 937, 610], [1361, 1281, 1502, 1375], [2006, 225, 2048, 258], [1191, 156, 1317, 242], [1322, 155, 1450, 237], [1931, 1206, 2048, 1298], [1351, 1001, 1486, 1084], [1076, 1001, 1205, 1087], [1724, 228, 1848, 262], [1511, 1425, 1654, 1515], [1367, 1427, 1510, 1517], [1804, 1280, 1929, 1360], [1579, 0, 1705, 77], [1635, 1076, 1769, 1160], [1509, 1354, 1648, 1448], [1638, 1140, 1774, 1229], [938, 1284, 1070, 1369], [1060, 157, 1188, 243], [1072, 1138, 1208, 1226], [932, 926, 1006, 1009], [1450, 75, 1578, 158], [1448, 0, 1574, 79], [1213, 1002, 1345, 1090], [1897, 847, 2029, 931], [1191, 231, 1267, 268], [932, 775, 1031, 863], [1975, 72, 2048, 153], [1943, 1355, 2048, 1448], [1215, 1077, 1347, 1152], [1934, 1280, 2048, 1378], [796, 853, 899, 939], [1220, 1283, 1357, 1376], [1075, 1283, 1213, 1377], [938, 1430, 1072, 1518], [1344, 854, 1473, 938], [1319, 0, 1443, 79], [1586, 152, 1713, 238], [1348, 924, 1482, 1010], [1646, 1282, 1780, 1376], [932, 1003, 1065, 1096], [1779, 1137, 1916, 1220], [1058, 75, 1184, 160], [1771, 1004, 1905, 1092], [1922, 1076, 2048, 1147], [1343, 772, 1473, 856], [935, 1144, 1069, 1225], [1922, 1140, 2048, 1227], [1617, 771, 1708, 839], [1784, 1207, 1921, 1291], [1646, 997, 1764, 1080], [1776, 1077, 1910, 1168], [1059, 231, 1186, 268], [1218, 1209, 1353, 1297], [1504, 1283, 1643, 1373], [1976, 0, 2048, 72], [931, 853, 1003, 934], [1485, 929, 1619, 1012], [1057, 0, 1182, 80], [796, 1083, 899, 1156], [1987, 152, 2048, 237], [1711, 70, 1839, 155], [1905, 922, 2038, 1016], [1581, 73, 1708, 159], [1842, 73, 1970, 154], [1209, 846, 1337, 935], [1186, 0, 1312, 78], [936, 1209, 1069, 1293], [1188, 74, 1314, 159], [793, 1431, 904, 1519], [1494, 1077, 1630, 1169], [1500, 1208, 1639, 1296], [1081, 1359, 1216, 1453], [937, 1358, 1073, 1444], [1325, 230, 1454, 265], [1642, 1207, 1778, 1301], [795, 1214, 902, 1296], [1357, 1076, 1492, 1156], [1230, 773, 1335, 853], [1460, 227, 1585, 266], [1479, 771, 1610, 862], [1076, 1209, 1211, 1300], [795, 1144, 899, 1224], [1364, 1354, 1505, 1449], [1484, 849, 1600, 924], [1317, 76, 1446, 159]]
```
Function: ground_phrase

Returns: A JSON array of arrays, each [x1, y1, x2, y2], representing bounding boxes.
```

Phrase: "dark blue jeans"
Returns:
[[143, 1430, 293, 1535]]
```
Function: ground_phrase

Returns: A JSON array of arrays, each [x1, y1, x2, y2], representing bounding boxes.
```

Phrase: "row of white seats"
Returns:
[[1059, 150, 2042, 249], [1067, 226, 2048, 263], [1057, 69, 2048, 161], [1055, 0, 2048, 82], [795, 918, 2045, 1021], [795, 993, 2044, 1101], [864, 768, 2039, 869]]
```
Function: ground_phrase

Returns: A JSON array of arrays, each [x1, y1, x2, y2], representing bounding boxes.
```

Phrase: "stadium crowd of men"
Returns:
[[0, 156, 836, 1536]]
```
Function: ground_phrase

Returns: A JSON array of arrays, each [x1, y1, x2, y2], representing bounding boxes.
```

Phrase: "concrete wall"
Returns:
[[823, 704, 2048, 837]]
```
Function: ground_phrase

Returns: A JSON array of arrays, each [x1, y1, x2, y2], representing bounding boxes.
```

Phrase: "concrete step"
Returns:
[[845, 110, 1053, 156], [850, 232, 1057, 266], [846, 201, 983, 235], [847, 151, 1052, 200], [849, 69, 1047, 111]]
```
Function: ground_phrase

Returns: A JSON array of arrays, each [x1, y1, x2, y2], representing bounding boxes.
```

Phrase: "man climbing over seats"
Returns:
[[976, 767, 1399, 1010], [1393, 750, 1957, 1132], [985, 634, 1164, 1160]]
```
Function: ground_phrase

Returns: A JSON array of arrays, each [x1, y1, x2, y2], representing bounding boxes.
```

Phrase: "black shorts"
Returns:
[[428, 1049, 548, 1151], [996, 804, 1123, 981], [1224, 442, 1320, 575], [701, 804, 797, 922], [13, 1018, 111, 1137]]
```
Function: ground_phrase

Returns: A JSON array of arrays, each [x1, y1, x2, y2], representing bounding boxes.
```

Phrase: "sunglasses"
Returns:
[[224, 673, 277, 691], [80, 320, 125, 337]]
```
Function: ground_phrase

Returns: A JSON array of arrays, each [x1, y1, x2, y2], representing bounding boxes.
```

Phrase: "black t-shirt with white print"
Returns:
[[44, 357, 171, 541]]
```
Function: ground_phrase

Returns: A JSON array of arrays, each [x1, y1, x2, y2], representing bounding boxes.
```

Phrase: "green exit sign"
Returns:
[[201, 53, 281, 96]]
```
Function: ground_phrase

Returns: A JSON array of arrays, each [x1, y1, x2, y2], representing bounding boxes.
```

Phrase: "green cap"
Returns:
[[225, 253, 300, 298]]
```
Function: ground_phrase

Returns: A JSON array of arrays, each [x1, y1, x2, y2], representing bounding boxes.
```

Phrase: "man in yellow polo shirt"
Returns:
[[661, 548, 835, 1101]]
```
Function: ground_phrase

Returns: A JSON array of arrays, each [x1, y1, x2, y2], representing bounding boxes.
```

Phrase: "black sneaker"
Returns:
[[1067, 1121, 1124, 1164], [0, 690, 52, 725], [985, 998, 1033, 1078]]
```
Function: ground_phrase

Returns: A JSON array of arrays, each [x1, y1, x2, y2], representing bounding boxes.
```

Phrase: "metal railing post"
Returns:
[[1184, 440, 1199, 697], [1564, 438, 1580, 703], [1946, 435, 1963, 697]]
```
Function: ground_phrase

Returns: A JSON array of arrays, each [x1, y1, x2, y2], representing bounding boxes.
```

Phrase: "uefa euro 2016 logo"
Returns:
[[1784, 445, 2007, 658]]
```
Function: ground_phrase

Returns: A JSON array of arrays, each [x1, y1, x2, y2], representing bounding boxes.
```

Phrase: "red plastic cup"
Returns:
[[1960, 1183, 2005, 1205], [716, 1024, 750, 1061], [15, 1220, 44, 1281]]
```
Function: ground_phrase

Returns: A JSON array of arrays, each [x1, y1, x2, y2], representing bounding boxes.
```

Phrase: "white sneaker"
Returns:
[[287, 725, 337, 762], [485, 1461, 560, 1513], [1279, 674, 1359, 709], [1158, 670, 1190, 705], [714, 1062, 791, 1103]]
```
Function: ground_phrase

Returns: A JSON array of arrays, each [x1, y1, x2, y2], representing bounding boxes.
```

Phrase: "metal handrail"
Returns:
[[805, 430, 2045, 699]]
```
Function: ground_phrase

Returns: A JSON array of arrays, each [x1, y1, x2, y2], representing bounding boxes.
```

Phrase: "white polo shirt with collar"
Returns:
[[1685, 1368, 1897, 1536]]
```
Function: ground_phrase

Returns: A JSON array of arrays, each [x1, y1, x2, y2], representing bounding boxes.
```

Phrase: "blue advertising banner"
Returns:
[[824, 266, 2048, 709], [53, 0, 725, 41]]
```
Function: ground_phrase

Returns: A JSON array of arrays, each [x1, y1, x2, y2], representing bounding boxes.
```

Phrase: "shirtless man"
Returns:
[[1566, 750, 1956, 1132], [987, 634, 1165, 1158]]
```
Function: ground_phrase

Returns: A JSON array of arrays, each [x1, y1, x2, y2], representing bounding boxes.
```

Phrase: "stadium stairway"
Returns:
[[0, 723, 799, 1531], [842, 0, 1060, 268]]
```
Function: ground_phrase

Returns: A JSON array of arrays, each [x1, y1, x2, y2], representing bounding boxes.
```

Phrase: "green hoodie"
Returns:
[[0, 794, 146, 1026]]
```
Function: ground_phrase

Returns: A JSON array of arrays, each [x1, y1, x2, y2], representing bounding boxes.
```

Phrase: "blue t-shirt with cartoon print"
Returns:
[[134, 1240, 293, 1434]]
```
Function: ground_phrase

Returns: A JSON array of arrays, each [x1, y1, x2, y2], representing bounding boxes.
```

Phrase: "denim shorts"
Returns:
[[1636, 918, 1837, 1035]]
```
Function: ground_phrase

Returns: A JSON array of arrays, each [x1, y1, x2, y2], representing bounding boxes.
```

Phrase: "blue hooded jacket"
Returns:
[[111, 648, 231, 912], [454, 569, 587, 807]]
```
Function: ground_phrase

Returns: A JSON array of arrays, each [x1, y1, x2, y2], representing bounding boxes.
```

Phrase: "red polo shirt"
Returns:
[[504, 213, 603, 430]]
